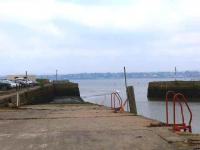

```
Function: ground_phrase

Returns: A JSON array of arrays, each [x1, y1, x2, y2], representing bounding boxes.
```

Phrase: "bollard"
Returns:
[[127, 86, 137, 114]]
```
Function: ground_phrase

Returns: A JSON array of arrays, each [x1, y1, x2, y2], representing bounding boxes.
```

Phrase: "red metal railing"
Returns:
[[110, 91, 128, 113], [173, 93, 192, 132], [165, 91, 176, 126], [111, 92, 123, 110], [165, 91, 192, 132]]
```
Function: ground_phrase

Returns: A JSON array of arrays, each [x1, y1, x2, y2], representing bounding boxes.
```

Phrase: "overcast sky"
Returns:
[[0, 0, 200, 75]]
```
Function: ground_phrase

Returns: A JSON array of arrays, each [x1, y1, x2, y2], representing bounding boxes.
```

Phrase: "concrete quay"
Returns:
[[0, 104, 199, 150]]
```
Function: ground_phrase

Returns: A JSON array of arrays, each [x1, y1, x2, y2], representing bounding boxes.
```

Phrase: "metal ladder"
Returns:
[[111, 91, 128, 113], [166, 91, 192, 132]]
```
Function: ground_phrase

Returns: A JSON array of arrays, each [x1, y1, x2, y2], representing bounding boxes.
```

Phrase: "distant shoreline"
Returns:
[[39, 71, 200, 80], [1, 71, 200, 80]]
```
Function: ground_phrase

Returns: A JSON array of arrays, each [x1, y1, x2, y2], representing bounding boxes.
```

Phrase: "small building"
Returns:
[[7, 75, 37, 82]]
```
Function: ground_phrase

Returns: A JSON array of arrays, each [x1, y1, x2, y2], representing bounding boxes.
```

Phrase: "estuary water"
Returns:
[[73, 78, 200, 133]]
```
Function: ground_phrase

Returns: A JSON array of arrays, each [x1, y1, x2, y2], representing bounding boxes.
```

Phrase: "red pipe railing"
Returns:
[[111, 92, 123, 110], [173, 93, 192, 132], [165, 91, 192, 132], [165, 91, 176, 126], [110, 91, 127, 113]]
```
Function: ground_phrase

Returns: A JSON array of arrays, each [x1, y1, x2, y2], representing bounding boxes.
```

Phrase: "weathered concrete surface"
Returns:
[[0, 104, 199, 150]]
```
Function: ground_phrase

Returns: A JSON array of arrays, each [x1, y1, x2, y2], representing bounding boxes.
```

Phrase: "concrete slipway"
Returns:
[[0, 103, 199, 150]]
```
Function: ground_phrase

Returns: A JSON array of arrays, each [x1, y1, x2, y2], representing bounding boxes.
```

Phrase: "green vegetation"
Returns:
[[36, 79, 50, 87]]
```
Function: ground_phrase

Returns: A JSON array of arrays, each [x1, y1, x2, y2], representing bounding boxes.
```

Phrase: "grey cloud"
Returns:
[[1, 18, 200, 74]]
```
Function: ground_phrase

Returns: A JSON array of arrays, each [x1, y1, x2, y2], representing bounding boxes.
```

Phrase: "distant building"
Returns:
[[7, 75, 36, 82]]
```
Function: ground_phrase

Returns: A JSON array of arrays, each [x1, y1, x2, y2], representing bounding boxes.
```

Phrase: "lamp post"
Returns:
[[175, 67, 177, 81], [56, 70, 58, 81]]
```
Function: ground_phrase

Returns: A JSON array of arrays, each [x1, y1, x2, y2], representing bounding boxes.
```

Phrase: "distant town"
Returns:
[[1, 71, 200, 80], [35, 71, 200, 80]]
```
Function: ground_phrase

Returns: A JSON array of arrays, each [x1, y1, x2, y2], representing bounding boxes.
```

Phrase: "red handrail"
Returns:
[[111, 92, 123, 110], [110, 91, 129, 113], [173, 93, 192, 132], [165, 91, 176, 125], [165, 91, 192, 132]]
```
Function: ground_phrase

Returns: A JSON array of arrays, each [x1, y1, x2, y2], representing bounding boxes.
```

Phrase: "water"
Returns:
[[72, 78, 200, 133]]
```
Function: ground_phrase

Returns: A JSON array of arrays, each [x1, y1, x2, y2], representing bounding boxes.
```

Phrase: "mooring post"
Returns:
[[127, 86, 137, 114], [16, 91, 20, 108]]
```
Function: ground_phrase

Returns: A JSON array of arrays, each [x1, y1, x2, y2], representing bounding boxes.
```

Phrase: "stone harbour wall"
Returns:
[[148, 80, 200, 101], [0, 81, 81, 107]]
